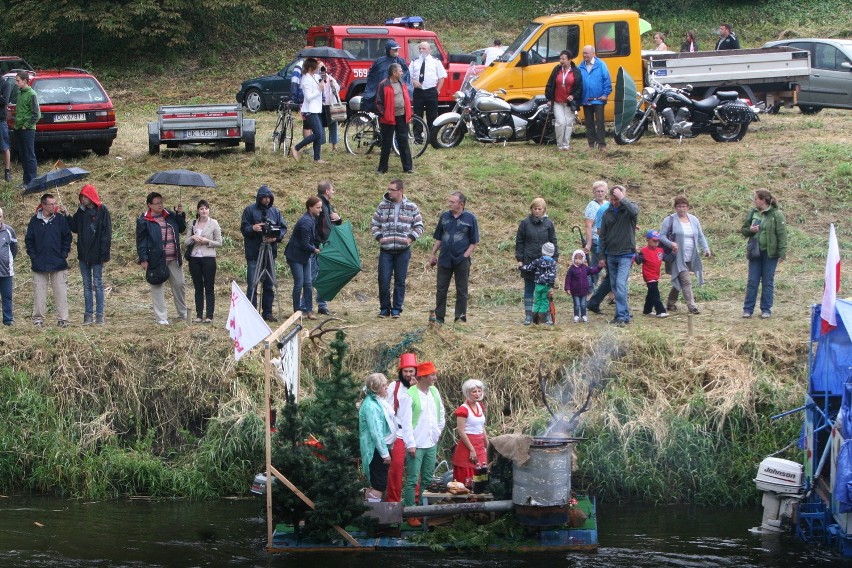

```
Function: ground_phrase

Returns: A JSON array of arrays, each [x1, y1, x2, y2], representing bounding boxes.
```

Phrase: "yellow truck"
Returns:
[[473, 10, 809, 121]]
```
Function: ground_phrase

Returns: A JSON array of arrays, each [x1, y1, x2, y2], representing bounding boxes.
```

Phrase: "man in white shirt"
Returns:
[[483, 39, 505, 66], [385, 353, 418, 503], [403, 361, 446, 524], [409, 42, 447, 133]]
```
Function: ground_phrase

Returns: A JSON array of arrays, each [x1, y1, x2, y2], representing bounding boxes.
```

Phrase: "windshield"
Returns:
[[502, 23, 542, 62], [35, 78, 107, 105]]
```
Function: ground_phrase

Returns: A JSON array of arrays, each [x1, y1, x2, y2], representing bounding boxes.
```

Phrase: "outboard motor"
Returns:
[[752, 457, 803, 533]]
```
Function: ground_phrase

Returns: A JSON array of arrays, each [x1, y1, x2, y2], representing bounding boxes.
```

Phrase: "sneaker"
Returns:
[[455, 314, 466, 323], [581, 316, 588, 323], [193, 317, 203, 323], [3, 169, 11, 182], [34, 320, 43, 327], [573, 316, 580, 323], [742, 311, 753, 319], [83, 314, 94, 326], [158, 320, 170, 325], [57, 320, 68, 328], [657, 312, 669, 318], [391, 311, 401, 319], [378, 311, 390, 318], [318, 307, 333, 316], [95, 315, 105, 325], [204, 318, 212, 323], [608, 318, 627, 327], [587, 304, 602, 314], [761, 311, 772, 319], [524, 313, 532, 326]]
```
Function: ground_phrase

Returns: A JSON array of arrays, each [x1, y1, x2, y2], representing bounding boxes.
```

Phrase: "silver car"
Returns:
[[763, 38, 852, 114]]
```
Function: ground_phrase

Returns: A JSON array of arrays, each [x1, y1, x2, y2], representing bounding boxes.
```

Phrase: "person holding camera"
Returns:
[[318, 64, 342, 152], [241, 185, 287, 323], [290, 58, 326, 163], [285, 196, 323, 320]]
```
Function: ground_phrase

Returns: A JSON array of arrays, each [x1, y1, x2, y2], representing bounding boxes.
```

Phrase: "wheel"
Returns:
[[148, 135, 160, 155], [271, 115, 285, 153], [92, 145, 110, 156], [798, 105, 822, 115], [393, 115, 428, 158], [614, 115, 647, 145], [344, 112, 379, 155], [245, 89, 263, 113], [710, 121, 748, 142], [430, 121, 465, 149], [281, 114, 294, 155]]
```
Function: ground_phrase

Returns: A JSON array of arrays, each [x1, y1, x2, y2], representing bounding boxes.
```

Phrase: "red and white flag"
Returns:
[[821, 224, 841, 334], [226, 281, 271, 360]]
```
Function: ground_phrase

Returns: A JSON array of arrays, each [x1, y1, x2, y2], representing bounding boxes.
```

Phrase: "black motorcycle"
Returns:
[[431, 64, 555, 148], [614, 78, 759, 145]]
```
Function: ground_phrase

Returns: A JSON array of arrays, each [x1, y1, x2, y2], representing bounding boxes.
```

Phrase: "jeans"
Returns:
[[572, 294, 587, 317], [378, 248, 411, 315], [295, 112, 325, 161], [288, 259, 313, 314], [434, 258, 471, 321], [0, 275, 13, 324], [523, 276, 535, 313], [583, 104, 606, 148], [744, 252, 779, 315], [607, 254, 633, 322], [403, 445, 437, 507], [188, 256, 217, 318], [78, 261, 104, 317], [310, 253, 327, 311], [16, 128, 37, 184], [378, 116, 412, 173], [644, 281, 667, 315], [247, 256, 275, 317], [321, 106, 339, 145], [589, 247, 602, 288]]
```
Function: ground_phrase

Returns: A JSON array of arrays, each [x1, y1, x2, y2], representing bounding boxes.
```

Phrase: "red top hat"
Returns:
[[399, 353, 418, 369], [417, 361, 437, 377]]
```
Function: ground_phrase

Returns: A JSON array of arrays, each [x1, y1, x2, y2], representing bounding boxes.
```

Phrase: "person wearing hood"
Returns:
[[544, 50, 583, 151], [515, 197, 558, 325], [66, 184, 112, 325], [241, 184, 287, 322], [136, 192, 187, 325], [0, 207, 19, 325], [25, 193, 72, 327], [362, 39, 413, 113]]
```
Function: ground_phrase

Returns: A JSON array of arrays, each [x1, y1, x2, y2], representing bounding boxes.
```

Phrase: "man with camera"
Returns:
[[241, 185, 287, 322]]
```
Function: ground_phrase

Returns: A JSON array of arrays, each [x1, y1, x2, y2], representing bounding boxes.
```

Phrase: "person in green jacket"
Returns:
[[358, 373, 395, 502], [14, 71, 39, 185], [741, 189, 787, 318]]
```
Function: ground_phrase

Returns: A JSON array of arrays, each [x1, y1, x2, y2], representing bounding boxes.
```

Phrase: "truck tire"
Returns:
[[148, 134, 160, 155], [799, 105, 822, 115]]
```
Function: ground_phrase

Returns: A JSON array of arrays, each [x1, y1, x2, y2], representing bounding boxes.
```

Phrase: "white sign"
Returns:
[[226, 281, 271, 360]]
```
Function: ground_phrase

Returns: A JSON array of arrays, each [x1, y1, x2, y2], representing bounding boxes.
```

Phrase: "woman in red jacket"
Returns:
[[374, 63, 413, 175]]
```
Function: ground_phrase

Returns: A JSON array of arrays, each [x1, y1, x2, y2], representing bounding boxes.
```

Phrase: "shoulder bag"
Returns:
[[145, 261, 170, 285], [184, 220, 197, 262], [662, 214, 677, 263], [746, 236, 761, 260], [329, 85, 348, 122]]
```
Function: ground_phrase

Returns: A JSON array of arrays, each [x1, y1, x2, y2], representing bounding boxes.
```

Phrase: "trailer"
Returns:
[[148, 104, 256, 154]]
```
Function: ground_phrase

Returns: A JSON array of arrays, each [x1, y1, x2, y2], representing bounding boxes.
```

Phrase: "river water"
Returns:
[[1, 495, 851, 567]]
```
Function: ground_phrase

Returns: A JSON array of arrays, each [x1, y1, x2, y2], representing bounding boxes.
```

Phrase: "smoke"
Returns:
[[541, 333, 623, 437]]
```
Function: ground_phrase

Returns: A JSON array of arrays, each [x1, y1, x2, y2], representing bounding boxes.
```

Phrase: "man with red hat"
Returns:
[[384, 352, 418, 502], [403, 360, 445, 524]]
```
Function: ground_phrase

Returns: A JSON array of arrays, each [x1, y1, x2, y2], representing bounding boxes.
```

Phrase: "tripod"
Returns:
[[249, 241, 281, 321]]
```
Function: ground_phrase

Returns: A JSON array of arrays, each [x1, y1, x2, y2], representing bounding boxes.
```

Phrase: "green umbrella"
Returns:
[[614, 66, 639, 137], [639, 18, 653, 35], [314, 220, 363, 301]]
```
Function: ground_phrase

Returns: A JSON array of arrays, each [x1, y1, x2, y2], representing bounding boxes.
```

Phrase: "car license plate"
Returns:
[[185, 129, 218, 138], [54, 113, 86, 122]]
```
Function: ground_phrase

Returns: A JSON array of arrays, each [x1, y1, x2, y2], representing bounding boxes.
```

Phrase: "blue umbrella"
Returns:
[[23, 167, 90, 195]]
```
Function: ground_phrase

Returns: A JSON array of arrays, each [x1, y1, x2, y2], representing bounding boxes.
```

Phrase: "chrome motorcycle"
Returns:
[[430, 64, 554, 148], [614, 78, 759, 145]]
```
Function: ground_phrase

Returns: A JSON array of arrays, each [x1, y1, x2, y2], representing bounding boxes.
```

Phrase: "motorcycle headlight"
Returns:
[[642, 87, 656, 101], [453, 91, 465, 103]]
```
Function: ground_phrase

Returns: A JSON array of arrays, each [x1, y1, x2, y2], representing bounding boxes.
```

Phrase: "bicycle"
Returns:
[[343, 97, 428, 158], [271, 97, 297, 155]]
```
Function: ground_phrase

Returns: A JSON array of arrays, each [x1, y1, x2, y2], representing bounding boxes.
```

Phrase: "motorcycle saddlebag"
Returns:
[[717, 102, 753, 125]]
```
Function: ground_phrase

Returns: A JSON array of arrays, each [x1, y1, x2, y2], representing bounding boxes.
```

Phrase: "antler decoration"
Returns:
[[307, 317, 346, 345]]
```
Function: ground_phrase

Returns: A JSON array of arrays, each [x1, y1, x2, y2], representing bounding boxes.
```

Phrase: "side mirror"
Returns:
[[519, 51, 529, 67], [842, 61, 852, 71]]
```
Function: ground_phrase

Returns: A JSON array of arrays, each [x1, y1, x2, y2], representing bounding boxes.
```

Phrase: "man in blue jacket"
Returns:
[[241, 185, 287, 322], [362, 39, 413, 113], [25, 194, 72, 328], [579, 45, 612, 151]]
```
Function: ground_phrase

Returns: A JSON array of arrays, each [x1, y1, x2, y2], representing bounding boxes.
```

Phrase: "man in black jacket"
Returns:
[[313, 180, 342, 315], [136, 192, 186, 325], [67, 184, 112, 325], [240, 184, 287, 322], [25, 194, 72, 328], [715, 24, 741, 51]]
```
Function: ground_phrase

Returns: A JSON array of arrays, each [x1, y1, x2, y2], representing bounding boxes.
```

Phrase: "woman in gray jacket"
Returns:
[[658, 196, 712, 314], [185, 200, 222, 322]]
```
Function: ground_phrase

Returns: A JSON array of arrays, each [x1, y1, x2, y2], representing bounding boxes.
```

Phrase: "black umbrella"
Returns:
[[145, 169, 217, 204], [296, 47, 356, 60], [23, 167, 90, 195]]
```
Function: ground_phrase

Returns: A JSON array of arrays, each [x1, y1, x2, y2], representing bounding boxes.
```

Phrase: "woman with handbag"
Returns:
[[319, 63, 343, 152], [741, 189, 787, 319], [515, 197, 558, 325], [184, 199, 221, 323], [658, 195, 711, 314], [291, 58, 326, 163]]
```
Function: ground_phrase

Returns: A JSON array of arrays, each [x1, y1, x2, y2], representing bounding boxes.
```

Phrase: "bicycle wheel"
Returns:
[[281, 113, 295, 156], [271, 113, 284, 153], [393, 115, 428, 159], [344, 112, 379, 155]]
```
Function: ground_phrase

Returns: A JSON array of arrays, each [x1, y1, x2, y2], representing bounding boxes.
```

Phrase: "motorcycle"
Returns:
[[614, 77, 759, 145], [430, 64, 555, 148]]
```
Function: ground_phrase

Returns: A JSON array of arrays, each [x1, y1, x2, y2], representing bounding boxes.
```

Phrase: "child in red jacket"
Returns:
[[637, 231, 668, 318]]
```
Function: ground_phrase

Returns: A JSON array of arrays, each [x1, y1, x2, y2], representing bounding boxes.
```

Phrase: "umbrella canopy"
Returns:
[[639, 18, 653, 35], [314, 221, 362, 301], [23, 167, 90, 195], [145, 169, 217, 188], [614, 67, 639, 137], [296, 47, 356, 60]]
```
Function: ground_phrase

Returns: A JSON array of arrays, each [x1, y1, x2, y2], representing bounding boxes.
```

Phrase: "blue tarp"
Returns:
[[810, 302, 852, 394], [835, 440, 852, 513]]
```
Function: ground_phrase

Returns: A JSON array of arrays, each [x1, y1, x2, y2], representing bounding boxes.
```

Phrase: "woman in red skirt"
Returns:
[[452, 379, 488, 485]]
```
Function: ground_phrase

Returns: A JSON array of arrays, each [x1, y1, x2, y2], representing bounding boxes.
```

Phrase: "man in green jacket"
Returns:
[[14, 71, 39, 185]]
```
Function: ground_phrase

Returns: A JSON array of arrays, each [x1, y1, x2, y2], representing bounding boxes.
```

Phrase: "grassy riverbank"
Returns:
[[1, 3, 851, 504]]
